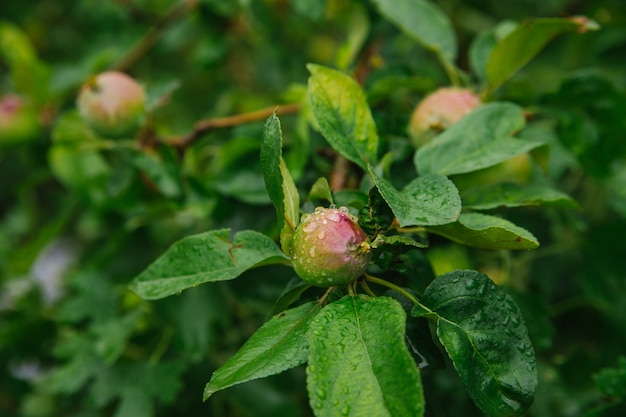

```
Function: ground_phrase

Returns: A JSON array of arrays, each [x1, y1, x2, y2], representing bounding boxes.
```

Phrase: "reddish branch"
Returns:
[[164, 103, 301, 148]]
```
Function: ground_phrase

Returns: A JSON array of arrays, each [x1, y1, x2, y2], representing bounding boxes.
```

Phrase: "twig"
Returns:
[[112, 0, 200, 72], [164, 102, 301, 148]]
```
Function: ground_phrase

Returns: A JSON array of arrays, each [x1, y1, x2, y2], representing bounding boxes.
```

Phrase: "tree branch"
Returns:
[[164, 102, 301, 148]]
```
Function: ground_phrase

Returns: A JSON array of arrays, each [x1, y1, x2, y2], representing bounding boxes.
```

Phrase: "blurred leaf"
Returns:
[[133, 147, 183, 199], [307, 295, 424, 417], [469, 20, 517, 82], [335, 4, 369, 70], [93, 311, 141, 364], [417, 270, 537, 417], [203, 301, 321, 400], [369, 167, 461, 227], [173, 285, 225, 362], [462, 183, 578, 210], [0, 20, 50, 103], [261, 112, 300, 253], [594, 357, 626, 398], [370, 0, 457, 61], [293, 0, 326, 21], [415, 103, 543, 176], [486, 17, 599, 95], [307, 63, 379, 170], [129, 229, 289, 299], [426, 212, 539, 250]]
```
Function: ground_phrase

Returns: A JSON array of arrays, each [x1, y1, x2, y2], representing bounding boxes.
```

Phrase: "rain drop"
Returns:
[[304, 221, 319, 232], [318, 230, 326, 240]]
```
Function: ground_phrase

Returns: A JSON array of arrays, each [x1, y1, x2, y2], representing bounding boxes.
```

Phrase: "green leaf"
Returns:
[[307, 295, 424, 417], [129, 229, 289, 300], [370, 0, 457, 61], [485, 17, 599, 95], [469, 20, 517, 82], [133, 147, 183, 198], [359, 186, 395, 235], [379, 234, 427, 249], [594, 356, 626, 398], [419, 270, 537, 417], [272, 278, 313, 315], [307, 64, 379, 170], [462, 183, 578, 210], [293, 0, 326, 20], [426, 212, 539, 250], [415, 102, 544, 176], [0, 20, 50, 103], [307, 177, 334, 205], [369, 166, 461, 227], [335, 4, 370, 70], [261, 112, 300, 253], [203, 301, 322, 400]]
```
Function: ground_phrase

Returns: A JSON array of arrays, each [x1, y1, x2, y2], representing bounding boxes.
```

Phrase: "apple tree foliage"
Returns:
[[2, 1, 626, 417]]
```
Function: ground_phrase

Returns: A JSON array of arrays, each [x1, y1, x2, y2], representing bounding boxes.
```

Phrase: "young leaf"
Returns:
[[485, 17, 599, 96], [261, 112, 300, 253], [419, 270, 537, 417], [414, 102, 544, 176], [307, 177, 334, 205], [368, 166, 461, 227], [203, 301, 321, 400], [370, 0, 457, 61], [426, 212, 539, 250], [307, 295, 424, 417], [462, 183, 578, 210], [129, 229, 289, 300], [307, 64, 379, 170]]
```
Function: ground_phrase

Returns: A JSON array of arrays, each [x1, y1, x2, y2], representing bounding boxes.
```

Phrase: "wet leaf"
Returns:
[[462, 183, 578, 210], [261, 112, 300, 253], [204, 301, 321, 400], [307, 295, 424, 417], [426, 212, 539, 250], [129, 229, 289, 299], [415, 103, 544, 177], [369, 166, 461, 227], [307, 64, 379, 170], [417, 270, 537, 417]]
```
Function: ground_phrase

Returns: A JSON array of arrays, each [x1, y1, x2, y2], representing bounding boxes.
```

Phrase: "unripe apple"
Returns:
[[77, 71, 146, 138], [291, 206, 371, 287], [408, 87, 481, 147], [0, 94, 40, 145]]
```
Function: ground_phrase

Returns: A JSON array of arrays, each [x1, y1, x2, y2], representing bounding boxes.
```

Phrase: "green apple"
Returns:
[[77, 71, 146, 139]]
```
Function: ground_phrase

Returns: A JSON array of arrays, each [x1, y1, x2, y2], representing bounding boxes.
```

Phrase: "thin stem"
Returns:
[[318, 286, 336, 307], [149, 326, 174, 364], [359, 278, 378, 298], [365, 274, 436, 317], [112, 0, 200, 72], [438, 52, 461, 87], [165, 103, 301, 148]]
